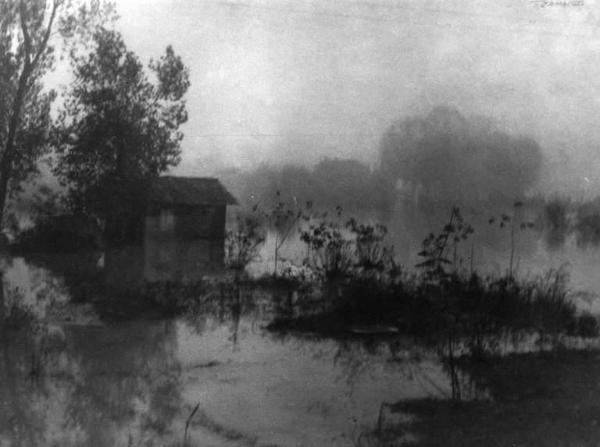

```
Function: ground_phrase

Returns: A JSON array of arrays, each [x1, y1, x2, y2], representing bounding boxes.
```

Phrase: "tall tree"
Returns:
[[0, 0, 113, 228], [53, 28, 190, 244]]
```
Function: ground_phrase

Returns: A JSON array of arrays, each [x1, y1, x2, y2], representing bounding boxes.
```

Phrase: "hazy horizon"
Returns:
[[78, 0, 593, 200]]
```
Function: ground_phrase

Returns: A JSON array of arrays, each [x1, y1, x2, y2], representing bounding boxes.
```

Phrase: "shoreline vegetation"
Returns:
[[9, 202, 600, 352], [2, 3, 598, 442], [4, 202, 600, 446]]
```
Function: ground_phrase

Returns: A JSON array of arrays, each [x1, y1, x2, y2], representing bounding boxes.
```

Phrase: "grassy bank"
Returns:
[[372, 350, 600, 447]]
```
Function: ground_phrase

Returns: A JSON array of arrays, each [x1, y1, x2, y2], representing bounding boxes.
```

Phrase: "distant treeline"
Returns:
[[14, 105, 600, 254], [540, 196, 600, 249], [216, 107, 600, 253], [220, 106, 545, 217], [219, 158, 395, 217]]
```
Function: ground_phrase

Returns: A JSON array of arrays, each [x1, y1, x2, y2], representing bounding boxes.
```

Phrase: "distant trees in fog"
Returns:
[[379, 106, 543, 206], [221, 157, 394, 217], [538, 195, 600, 249], [224, 106, 546, 231]]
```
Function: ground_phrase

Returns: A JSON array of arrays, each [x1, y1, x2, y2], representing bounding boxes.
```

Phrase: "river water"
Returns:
[[3, 256, 600, 446], [0, 257, 464, 447]]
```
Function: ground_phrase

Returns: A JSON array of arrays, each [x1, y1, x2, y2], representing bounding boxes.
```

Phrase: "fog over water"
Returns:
[[40, 1, 600, 299], [7, 4, 600, 445], [217, 105, 600, 309], [104, 0, 600, 198]]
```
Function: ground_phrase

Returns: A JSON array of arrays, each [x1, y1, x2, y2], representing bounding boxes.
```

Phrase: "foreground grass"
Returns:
[[267, 269, 597, 349], [378, 350, 600, 447]]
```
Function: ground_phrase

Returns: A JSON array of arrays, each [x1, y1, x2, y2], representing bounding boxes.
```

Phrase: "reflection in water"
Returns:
[[6, 257, 599, 446], [3, 258, 70, 319], [176, 320, 452, 447], [0, 258, 467, 446], [63, 321, 181, 446], [0, 321, 182, 446], [0, 320, 454, 446], [1, 229, 599, 447]]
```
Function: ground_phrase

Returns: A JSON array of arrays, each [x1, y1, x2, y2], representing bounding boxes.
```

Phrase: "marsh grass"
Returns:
[[266, 206, 589, 387], [92, 280, 211, 321], [11, 202, 589, 368], [388, 349, 600, 446]]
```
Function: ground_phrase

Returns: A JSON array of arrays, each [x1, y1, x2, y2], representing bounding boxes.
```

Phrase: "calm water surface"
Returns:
[[0, 258, 462, 447], [4, 257, 599, 446]]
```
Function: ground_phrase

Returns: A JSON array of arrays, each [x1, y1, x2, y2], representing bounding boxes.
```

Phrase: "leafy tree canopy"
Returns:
[[0, 0, 114, 226], [53, 27, 190, 244]]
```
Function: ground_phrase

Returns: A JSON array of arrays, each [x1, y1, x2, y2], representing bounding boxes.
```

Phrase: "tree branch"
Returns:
[[31, 0, 60, 68], [19, 0, 32, 68]]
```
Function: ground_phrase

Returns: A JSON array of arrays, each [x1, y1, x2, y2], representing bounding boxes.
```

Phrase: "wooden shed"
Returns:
[[105, 176, 237, 287]]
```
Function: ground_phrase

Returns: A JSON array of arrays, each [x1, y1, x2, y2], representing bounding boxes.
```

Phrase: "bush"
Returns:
[[225, 211, 265, 275], [12, 214, 102, 254], [269, 207, 583, 357], [576, 313, 599, 338]]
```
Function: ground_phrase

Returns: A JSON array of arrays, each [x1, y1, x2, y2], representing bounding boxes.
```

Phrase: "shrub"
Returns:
[[576, 313, 599, 338], [225, 211, 265, 276], [12, 213, 101, 254], [300, 215, 354, 280]]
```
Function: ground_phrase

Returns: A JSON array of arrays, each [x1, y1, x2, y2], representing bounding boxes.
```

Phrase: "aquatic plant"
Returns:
[[224, 210, 266, 276], [183, 402, 199, 446], [416, 206, 473, 283], [262, 191, 310, 275], [300, 209, 354, 281], [346, 218, 393, 279], [269, 208, 585, 405], [488, 201, 535, 278]]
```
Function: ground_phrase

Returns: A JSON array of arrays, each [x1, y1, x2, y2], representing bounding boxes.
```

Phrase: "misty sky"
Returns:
[[110, 0, 600, 196]]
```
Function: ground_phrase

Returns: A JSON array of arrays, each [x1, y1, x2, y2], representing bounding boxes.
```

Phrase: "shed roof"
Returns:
[[149, 176, 238, 206]]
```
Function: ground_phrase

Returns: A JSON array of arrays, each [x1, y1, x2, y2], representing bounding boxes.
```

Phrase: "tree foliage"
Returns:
[[379, 106, 543, 204], [220, 157, 394, 216], [0, 0, 114, 227], [53, 27, 190, 244]]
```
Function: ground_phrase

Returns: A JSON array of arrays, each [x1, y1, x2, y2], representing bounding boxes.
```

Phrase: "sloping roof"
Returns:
[[149, 176, 238, 206]]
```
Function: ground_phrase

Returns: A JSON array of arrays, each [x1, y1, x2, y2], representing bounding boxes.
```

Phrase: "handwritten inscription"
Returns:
[[530, 0, 584, 7]]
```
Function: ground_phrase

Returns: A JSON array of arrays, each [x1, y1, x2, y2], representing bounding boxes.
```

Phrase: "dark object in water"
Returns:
[[192, 360, 220, 369], [349, 325, 399, 335]]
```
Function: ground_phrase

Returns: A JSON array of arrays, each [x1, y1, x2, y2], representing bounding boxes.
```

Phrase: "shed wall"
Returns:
[[143, 205, 226, 283]]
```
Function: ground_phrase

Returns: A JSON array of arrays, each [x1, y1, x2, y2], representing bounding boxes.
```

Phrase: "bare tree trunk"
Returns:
[[447, 331, 461, 401], [274, 233, 279, 275], [469, 241, 474, 277], [509, 222, 515, 278], [0, 272, 4, 321], [0, 66, 30, 226]]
